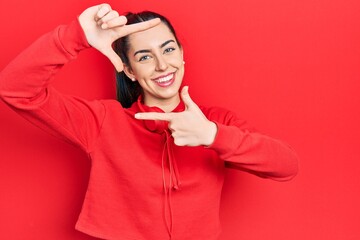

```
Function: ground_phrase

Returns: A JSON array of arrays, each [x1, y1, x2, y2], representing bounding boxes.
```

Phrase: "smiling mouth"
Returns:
[[153, 73, 175, 87]]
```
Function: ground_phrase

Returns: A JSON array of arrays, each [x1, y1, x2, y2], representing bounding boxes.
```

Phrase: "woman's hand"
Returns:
[[78, 4, 160, 72], [135, 86, 218, 147]]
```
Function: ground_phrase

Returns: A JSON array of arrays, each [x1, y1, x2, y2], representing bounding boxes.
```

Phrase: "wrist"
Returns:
[[203, 121, 218, 146]]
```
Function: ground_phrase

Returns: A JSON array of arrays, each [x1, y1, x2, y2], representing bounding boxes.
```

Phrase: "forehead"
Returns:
[[127, 22, 176, 51]]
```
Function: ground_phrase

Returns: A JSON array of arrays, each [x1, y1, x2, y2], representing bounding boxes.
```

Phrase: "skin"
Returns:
[[78, 4, 161, 72], [123, 22, 185, 112], [79, 4, 217, 147]]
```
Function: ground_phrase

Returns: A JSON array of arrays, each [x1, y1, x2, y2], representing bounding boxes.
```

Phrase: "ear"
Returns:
[[123, 64, 136, 81]]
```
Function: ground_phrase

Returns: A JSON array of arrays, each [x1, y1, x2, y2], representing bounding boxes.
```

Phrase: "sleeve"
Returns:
[[0, 19, 106, 153], [206, 107, 299, 181]]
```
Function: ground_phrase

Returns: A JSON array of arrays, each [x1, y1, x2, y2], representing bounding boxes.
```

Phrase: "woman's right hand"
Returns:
[[78, 4, 160, 72]]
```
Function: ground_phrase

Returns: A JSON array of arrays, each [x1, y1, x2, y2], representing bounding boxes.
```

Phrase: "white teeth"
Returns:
[[155, 74, 173, 83]]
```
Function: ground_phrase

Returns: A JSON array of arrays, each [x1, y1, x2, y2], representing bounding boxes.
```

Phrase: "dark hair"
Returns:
[[114, 11, 182, 108]]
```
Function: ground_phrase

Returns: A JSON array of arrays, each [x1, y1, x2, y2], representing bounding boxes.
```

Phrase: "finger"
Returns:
[[173, 137, 188, 147], [168, 122, 176, 132], [121, 18, 161, 36], [97, 10, 120, 27], [181, 86, 195, 109], [103, 49, 124, 72], [102, 15, 127, 29], [95, 4, 112, 21], [134, 112, 174, 121]]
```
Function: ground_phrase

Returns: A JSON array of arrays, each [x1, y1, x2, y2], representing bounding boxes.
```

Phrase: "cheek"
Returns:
[[132, 64, 155, 79], [174, 52, 184, 64], [168, 56, 184, 69]]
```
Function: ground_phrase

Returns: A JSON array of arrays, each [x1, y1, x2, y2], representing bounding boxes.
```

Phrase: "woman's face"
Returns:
[[124, 22, 184, 108]]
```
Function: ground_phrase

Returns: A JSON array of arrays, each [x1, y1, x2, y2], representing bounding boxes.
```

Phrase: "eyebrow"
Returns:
[[133, 40, 176, 56]]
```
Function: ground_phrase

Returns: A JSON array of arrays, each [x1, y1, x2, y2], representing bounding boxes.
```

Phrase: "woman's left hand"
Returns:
[[135, 86, 218, 147]]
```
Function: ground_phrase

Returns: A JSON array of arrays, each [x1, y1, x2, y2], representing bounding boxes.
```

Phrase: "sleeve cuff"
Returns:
[[56, 17, 91, 57], [208, 122, 245, 159]]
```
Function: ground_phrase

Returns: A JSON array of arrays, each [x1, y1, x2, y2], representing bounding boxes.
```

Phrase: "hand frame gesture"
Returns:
[[79, 4, 160, 72]]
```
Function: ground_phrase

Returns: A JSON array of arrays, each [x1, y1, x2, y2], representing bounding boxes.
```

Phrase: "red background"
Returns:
[[1, 0, 359, 239]]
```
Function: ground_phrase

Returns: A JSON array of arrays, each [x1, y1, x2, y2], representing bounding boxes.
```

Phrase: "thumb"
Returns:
[[181, 86, 195, 109], [103, 48, 124, 72]]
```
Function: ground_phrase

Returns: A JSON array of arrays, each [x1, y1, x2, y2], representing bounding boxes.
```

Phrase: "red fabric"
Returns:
[[0, 19, 298, 240]]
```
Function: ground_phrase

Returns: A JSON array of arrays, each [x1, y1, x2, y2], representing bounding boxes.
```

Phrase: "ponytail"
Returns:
[[115, 71, 142, 108]]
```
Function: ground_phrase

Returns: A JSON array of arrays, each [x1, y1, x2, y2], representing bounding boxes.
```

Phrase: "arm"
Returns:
[[0, 4, 160, 152], [207, 108, 299, 181], [135, 86, 298, 181], [0, 18, 105, 152]]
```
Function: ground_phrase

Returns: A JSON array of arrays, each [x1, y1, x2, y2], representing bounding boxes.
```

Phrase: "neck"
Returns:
[[144, 94, 180, 113]]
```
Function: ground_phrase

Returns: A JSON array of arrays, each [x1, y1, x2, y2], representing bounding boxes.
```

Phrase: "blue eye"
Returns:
[[164, 47, 175, 54], [139, 55, 151, 62]]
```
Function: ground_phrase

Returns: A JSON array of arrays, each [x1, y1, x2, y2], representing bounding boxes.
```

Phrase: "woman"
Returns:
[[0, 4, 298, 240]]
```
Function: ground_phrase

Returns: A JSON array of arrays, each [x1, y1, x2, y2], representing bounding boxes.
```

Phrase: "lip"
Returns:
[[152, 72, 176, 88]]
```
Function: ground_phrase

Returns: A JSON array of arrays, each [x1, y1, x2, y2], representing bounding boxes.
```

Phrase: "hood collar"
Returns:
[[132, 96, 185, 134]]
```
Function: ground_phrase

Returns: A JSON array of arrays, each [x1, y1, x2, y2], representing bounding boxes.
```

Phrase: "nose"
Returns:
[[155, 55, 168, 71]]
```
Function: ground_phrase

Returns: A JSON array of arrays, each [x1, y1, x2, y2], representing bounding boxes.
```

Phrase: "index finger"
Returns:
[[121, 18, 161, 36], [134, 112, 174, 121]]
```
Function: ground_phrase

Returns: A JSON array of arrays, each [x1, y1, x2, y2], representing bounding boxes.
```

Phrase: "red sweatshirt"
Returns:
[[0, 19, 298, 240]]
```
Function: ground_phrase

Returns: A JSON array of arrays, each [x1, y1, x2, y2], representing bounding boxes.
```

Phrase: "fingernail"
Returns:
[[101, 23, 108, 29]]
